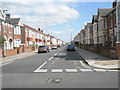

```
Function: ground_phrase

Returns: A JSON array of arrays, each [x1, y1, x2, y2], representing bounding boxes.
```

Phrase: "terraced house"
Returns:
[[116, 0, 120, 58], [74, 1, 120, 59], [6, 14, 23, 48], [0, 8, 64, 58]]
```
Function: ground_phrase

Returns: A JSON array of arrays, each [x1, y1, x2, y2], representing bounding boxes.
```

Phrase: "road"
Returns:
[[2, 46, 118, 88]]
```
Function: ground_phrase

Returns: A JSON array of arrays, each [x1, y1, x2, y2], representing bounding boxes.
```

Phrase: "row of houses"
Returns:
[[74, 1, 120, 59], [0, 8, 64, 57]]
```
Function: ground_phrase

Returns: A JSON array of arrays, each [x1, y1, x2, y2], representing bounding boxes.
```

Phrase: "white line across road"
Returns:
[[66, 69, 78, 73], [80, 69, 93, 72], [51, 69, 63, 73], [34, 49, 62, 72], [34, 69, 47, 73], [34, 68, 120, 73], [94, 69, 107, 72]]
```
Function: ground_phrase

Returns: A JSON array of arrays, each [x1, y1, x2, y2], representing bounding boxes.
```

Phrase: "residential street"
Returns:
[[2, 46, 118, 88]]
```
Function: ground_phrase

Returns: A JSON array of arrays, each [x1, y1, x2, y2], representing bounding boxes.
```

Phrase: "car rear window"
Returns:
[[39, 46, 45, 48]]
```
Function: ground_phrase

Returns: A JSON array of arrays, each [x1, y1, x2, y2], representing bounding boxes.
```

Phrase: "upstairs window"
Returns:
[[118, 4, 120, 22]]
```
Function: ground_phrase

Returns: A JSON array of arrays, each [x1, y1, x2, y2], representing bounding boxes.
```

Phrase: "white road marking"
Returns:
[[34, 69, 47, 73], [48, 57, 53, 61], [108, 70, 119, 72], [54, 50, 62, 56], [51, 69, 63, 73], [79, 61, 90, 69], [94, 69, 107, 72], [34, 62, 47, 72], [80, 69, 93, 72], [66, 69, 78, 73]]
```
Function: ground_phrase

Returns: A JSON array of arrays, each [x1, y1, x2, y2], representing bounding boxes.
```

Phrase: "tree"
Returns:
[[0, 36, 6, 48]]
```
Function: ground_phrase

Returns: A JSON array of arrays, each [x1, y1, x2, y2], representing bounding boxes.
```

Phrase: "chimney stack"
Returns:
[[6, 14, 11, 18]]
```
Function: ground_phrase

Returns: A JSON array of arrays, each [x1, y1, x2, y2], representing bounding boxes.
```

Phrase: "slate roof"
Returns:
[[98, 8, 114, 17], [92, 15, 98, 23], [6, 18, 20, 25]]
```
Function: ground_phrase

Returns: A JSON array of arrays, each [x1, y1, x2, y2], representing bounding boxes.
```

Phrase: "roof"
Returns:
[[23, 24, 44, 34], [92, 15, 98, 23], [98, 8, 114, 17], [6, 18, 20, 25]]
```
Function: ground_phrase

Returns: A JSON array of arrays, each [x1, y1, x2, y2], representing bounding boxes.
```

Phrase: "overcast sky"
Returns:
[[2, 0, 113, 42]]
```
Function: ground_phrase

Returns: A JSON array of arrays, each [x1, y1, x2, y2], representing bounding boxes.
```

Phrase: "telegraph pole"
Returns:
[[71, 33, 72, 44]]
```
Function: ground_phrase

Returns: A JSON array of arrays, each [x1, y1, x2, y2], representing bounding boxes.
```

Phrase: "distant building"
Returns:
[[85, 23, 93, 45], [92, 15, 98, 45], [80, 29, 85, 44]]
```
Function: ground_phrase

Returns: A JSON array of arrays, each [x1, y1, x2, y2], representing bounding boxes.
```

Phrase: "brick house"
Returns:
[[85, 23, 93, 45], [116, 0, 120, 57], [116, 1, 120, 43], [0, 13, 14, 50], [97, 8, 114, 46], [106, 8, 117, 47], [80, 29, 85, 44], [92, 15, 98, 45], [51, 36, 57, 45], [46, 34, 51, 47], [74, 33, 80, 46], [6, 16, 23, 48], [23, 24, 43, 47]]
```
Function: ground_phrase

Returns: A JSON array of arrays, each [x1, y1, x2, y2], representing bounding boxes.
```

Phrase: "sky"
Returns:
[[1, 0, 113, 42]]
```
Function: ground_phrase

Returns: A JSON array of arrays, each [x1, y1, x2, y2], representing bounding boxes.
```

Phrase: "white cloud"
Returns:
[[3, 0, 113, 2], [48, 30, 62, 35], [3, 2, 79, 28]]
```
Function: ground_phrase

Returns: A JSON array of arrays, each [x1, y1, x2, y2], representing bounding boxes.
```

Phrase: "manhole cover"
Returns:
[[46, 78, 61, 83]]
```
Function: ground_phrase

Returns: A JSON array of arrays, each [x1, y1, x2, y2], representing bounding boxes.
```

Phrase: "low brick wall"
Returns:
[[99, 46, 117, 59], [116, 44, 120, 57], [17, 45, 25, 54], [24, 46, 33, 52], [6, 49, 17, 56], [0, 48, 3, 58], [79, 44, 118, 59]]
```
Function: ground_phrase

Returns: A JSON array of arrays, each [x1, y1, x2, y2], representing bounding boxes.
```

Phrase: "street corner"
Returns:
[[88, 60, 120, 70]]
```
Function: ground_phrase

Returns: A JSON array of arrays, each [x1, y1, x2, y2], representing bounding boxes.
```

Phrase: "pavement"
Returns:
[[76, 47, 120, 70], [0, 50, 38, 66]]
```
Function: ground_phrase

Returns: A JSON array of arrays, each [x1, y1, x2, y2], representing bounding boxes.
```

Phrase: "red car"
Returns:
[[57, 45, 61, 47]]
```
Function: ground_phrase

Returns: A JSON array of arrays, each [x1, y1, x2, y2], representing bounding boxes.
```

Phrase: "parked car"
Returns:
[[57, 44, 61, 47], [51, 45, 57, 49], [67, 44, 75, 51], [38, 46, 49, 53]]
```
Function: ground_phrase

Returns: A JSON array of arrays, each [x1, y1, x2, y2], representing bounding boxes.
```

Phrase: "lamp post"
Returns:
[[71, 33, 72, 44], [3, 9, 8, 57]]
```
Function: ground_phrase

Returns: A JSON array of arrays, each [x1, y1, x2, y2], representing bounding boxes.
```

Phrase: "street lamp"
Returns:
[[3, 9, 8, 57]]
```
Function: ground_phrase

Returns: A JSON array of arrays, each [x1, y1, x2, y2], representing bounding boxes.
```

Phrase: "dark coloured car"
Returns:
[[38, 46, 49, 53], [67, 44, 75, 51]]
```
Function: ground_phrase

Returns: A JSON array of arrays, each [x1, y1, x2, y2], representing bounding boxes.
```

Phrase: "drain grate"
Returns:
[[46, 78, 61, 83]]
